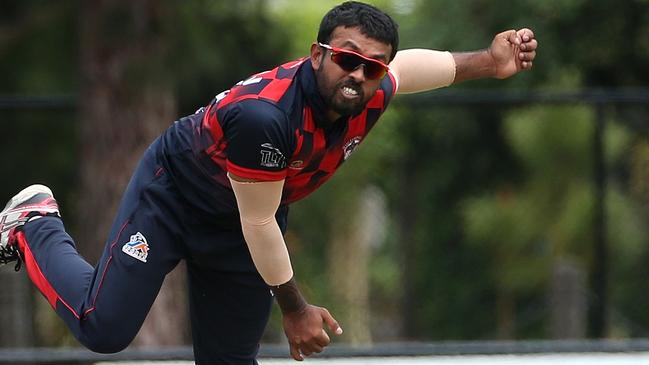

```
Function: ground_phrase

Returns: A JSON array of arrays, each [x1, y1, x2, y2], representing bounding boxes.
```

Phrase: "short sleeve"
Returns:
[[221, 99, 293, 181], [381, 70, 398, 108], [385, 69, 398, 96]]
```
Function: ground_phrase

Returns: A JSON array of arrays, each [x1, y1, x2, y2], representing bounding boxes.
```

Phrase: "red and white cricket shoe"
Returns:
[[0, 184, 60, 269]]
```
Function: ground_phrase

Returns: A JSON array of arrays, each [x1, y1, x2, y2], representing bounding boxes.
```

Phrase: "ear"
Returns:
[[310, 42, 325, 71]]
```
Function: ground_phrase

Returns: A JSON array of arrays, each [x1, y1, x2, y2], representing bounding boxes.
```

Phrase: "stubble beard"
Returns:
[[316, 66, 369, 118]]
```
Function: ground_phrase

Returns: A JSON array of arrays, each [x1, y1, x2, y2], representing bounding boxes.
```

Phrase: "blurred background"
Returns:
[[1, 0, 649, 355]]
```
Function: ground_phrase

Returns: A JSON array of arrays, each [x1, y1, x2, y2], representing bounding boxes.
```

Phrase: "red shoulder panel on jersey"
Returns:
[[226, 160, 287, 181], [259, 78, 294, 103], [366, 89, 385, 109]]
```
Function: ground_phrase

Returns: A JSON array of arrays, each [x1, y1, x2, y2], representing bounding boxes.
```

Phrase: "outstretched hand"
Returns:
[[282, 304, 343, 361], [489, 28, 537, 79]]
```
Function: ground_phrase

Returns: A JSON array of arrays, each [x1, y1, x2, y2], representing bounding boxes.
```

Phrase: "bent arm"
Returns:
[[390, 28, 537, 94], [390, 48, 500, 94]]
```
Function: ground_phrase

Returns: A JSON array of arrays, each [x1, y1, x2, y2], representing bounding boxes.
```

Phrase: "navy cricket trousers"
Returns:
[[17, 135, 275, 364]]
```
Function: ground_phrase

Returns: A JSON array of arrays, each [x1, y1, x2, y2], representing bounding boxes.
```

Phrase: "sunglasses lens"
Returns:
[[332, 53, 362, 72], [364, 63, 387, 79], [331, 51, 387, 80]]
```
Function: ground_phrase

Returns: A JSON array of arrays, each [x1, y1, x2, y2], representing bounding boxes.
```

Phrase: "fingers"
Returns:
[[288, 326, 330, 361], [517, 28, 537, 53], [318, 328, 331, 346], [518, 39, 536, 69], [290, 342, 304, 361], [290, 337, 326, 361], [321, 308, 344, 335], [517, 28, 535, 42], [519, 38, 539, 51], [519, 50, 536, 61], [519, 38, 538, 51], [503, 29, 521, 46], [515, 28, 537, 69], [302, 342, 324, 356], [301, 329, 330, 356], [284, 306, 343, 361], [501, 28, 536, 50]]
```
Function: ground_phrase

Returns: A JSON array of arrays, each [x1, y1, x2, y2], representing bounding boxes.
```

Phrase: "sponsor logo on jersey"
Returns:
[[260, 143, 286, 168], [343, 136, 363, 160], [121, 232, 150, 263], [289, 160, 304, 169]]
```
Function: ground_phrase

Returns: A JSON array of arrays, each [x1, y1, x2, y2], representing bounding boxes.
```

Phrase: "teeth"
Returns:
[[342, 86, 358, 96]]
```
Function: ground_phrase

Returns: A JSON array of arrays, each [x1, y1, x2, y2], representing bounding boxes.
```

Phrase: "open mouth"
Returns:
[[341, 85, 360, 99]]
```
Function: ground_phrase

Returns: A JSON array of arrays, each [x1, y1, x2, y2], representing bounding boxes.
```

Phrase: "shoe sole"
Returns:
[[2, 184, 56, 214]]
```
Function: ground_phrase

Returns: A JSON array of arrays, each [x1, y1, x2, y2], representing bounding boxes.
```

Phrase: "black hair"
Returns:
[[317, 1, 399, 61]]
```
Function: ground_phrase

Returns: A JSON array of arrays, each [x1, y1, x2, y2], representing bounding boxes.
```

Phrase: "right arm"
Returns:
[[227, 174, 292, 286], [228, 173, 342, 361]]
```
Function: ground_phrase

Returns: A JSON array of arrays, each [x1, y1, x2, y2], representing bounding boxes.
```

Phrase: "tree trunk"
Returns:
[[0, 270, 34, 347], [496, 289, 514, 339], [78, 0, 188, 347], [549, 258, 587, 339], [397, 153, 421, 339], [327, 186, 387, 345]]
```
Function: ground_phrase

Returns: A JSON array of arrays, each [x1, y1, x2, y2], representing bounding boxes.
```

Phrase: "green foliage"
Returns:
[[163, 1, 291, 114], [0, 1, 80, 219], [462, 104, 648, 337], [0, 1, 78, 93], [269, 0, 396, 58]]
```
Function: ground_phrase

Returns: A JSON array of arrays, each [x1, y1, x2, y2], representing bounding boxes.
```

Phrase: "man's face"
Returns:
[[311, 26, 392, 120]]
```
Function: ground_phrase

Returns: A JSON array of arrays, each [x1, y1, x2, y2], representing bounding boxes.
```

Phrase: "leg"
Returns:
[[185, 230, 273, 365], [15, 144, 186, 352]]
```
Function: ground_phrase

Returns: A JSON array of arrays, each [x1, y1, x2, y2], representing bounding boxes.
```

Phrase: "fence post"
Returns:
[[0, 270, 35, 347], [589, 104, 608, 338]]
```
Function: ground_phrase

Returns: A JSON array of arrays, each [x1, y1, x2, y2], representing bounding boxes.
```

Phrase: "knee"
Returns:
[[78, 330, 134, 354]]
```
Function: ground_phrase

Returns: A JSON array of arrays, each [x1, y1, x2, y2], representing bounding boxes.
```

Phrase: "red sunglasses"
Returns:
[[318, 43, 389, 80]]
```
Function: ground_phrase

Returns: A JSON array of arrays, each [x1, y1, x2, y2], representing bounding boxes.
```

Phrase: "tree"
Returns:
[[76, 0, 292, 347], [78, 0, 185, 346], [384, 0, 649, 340], [463, 106, 646, 338], [0, 0, 78, 348]]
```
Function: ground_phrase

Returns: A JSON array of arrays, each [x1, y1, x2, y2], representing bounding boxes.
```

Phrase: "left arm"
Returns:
[[390, 28, 537, 94]]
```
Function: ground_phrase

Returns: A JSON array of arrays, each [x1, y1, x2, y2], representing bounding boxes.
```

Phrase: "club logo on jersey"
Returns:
[[121, 232, 150, 263], [343, 136, 363, 160], [260, 143, 286, 168]]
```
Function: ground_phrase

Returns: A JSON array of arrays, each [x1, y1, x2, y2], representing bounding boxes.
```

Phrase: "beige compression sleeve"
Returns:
[[389, 49, 456, 94], [228, 175, 293, 286]]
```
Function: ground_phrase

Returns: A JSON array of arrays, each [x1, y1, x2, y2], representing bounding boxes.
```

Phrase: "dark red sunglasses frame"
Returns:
[[318, 43, 390, 80]]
